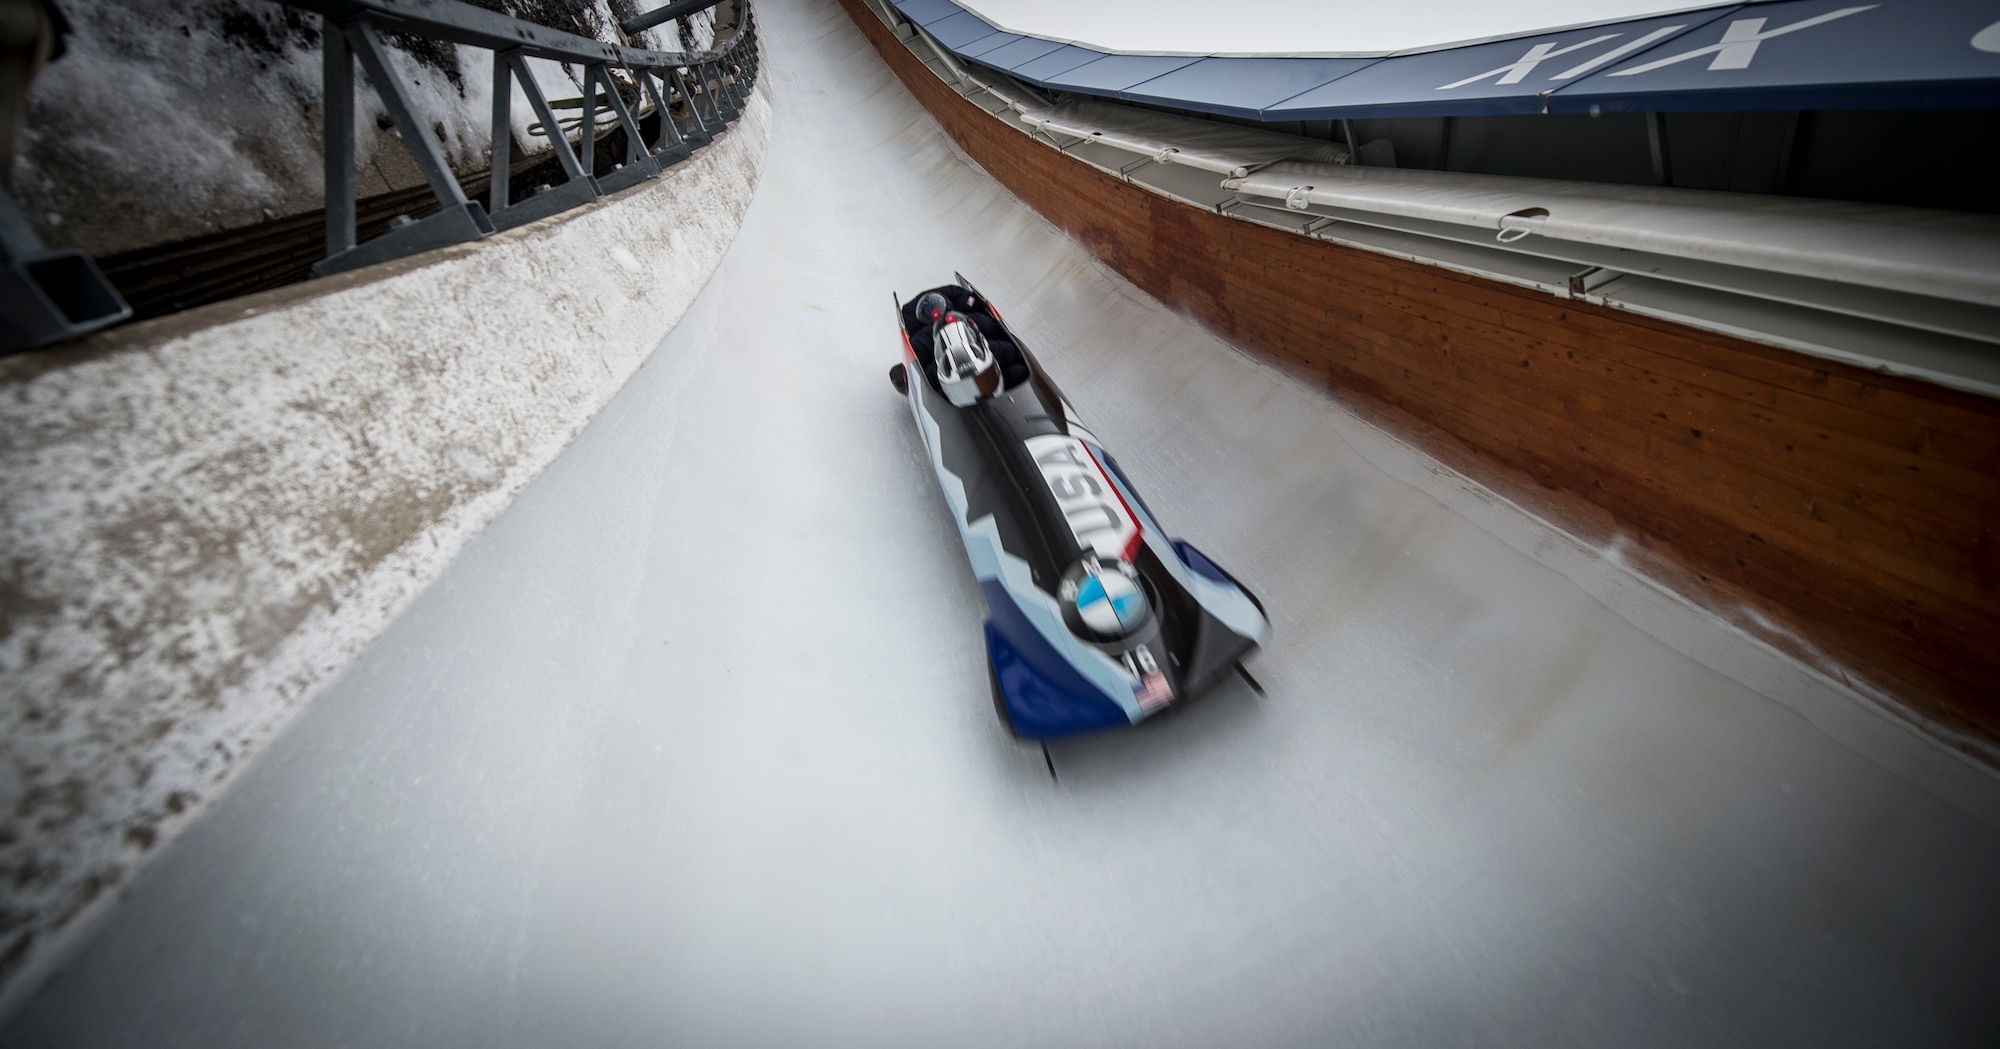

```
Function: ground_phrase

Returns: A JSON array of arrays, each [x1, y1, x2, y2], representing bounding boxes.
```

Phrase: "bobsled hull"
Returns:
[[891, 277, 1269, 740]]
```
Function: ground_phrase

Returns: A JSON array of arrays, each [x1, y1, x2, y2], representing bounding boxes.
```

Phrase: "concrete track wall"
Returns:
[[0, 81, 770, 1003], [840, 0, 2000, 753]]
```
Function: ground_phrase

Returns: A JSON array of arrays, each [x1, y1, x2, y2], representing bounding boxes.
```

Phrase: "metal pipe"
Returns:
[[600, 68, 650, 165], [621, 0, 727, 37]]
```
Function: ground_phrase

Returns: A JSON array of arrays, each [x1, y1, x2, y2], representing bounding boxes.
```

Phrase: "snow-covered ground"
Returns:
[[4, 0, 1996, 1044], [10, 0, 717, 257]]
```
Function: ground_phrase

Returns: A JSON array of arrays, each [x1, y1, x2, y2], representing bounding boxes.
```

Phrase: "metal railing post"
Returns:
[[641, 70, 684, 151], [715, 59, 739, 110], [674, 67, 712, 140], [347, 21, 475, 213], [693, 62, 719, 123], [324, 20, 356, 256], [312, 18, 493, 275], [578, 63, 600, 177], [711, 61, 732, 117], [510, 53, 589, 183], [698, 62, 722, 124], [490, 49, 512, 213], [487, 50, 605, 232]]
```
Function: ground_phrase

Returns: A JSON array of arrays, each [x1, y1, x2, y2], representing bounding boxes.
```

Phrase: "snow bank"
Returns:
[[0, 82, 771, 1006]]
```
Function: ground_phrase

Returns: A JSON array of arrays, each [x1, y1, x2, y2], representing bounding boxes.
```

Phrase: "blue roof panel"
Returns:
[[975, 35, 1068, 70], [890, 0, 963, 27], [1043, 54, 1205, 93], [1116, 57, 1375, 115], [1009, 44, 1112, 83], [958, 31, 1026, 59], [925, 10, 1003, 49]]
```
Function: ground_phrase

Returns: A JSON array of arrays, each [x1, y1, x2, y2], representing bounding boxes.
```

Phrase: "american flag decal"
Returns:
[[1134, 670, 1174, 712]]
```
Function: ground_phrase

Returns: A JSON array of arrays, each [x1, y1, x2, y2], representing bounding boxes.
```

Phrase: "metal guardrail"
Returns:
[[0, 0, 760, 353], [291, 0, 759, 276]]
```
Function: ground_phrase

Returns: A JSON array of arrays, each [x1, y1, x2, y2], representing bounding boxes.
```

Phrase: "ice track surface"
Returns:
[[7, 1, 2000, 1045]]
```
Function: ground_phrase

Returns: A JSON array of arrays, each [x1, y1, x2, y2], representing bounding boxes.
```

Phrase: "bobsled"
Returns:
[[889, 274, 1269, 740]]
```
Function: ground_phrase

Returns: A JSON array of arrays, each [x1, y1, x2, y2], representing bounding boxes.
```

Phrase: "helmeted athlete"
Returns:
[[914, 291, 951, 324]]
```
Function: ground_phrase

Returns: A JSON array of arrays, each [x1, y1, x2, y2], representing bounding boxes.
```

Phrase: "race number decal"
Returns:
[[1025, 434, 1140, 561]]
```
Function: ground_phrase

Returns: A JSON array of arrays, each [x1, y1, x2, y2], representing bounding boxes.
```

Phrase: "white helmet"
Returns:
[[935, 313, 999, 406]]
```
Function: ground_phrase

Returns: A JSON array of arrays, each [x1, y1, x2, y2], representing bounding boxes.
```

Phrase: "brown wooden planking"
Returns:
[[1235, 263, 1996, 588], [1267, 244, 2000, 488], [839, 0, 2000, 744], [1325, 247, 2000, 470], [1232, 241, 2000, 712], [1390, 323, 1995, 551]]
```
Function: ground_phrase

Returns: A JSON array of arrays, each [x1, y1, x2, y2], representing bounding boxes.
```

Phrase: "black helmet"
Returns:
[[915, 292, 951, 323]]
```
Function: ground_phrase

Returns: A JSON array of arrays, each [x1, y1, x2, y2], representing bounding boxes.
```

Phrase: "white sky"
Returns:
[[957, 0, 1705, 55]]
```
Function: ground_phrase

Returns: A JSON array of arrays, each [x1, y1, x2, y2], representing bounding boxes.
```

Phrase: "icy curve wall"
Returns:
[[0, 81, 770, 1007]]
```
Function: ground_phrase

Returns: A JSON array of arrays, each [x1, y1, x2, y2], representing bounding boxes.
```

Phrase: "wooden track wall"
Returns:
[[838, 0, 2000, 746]]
